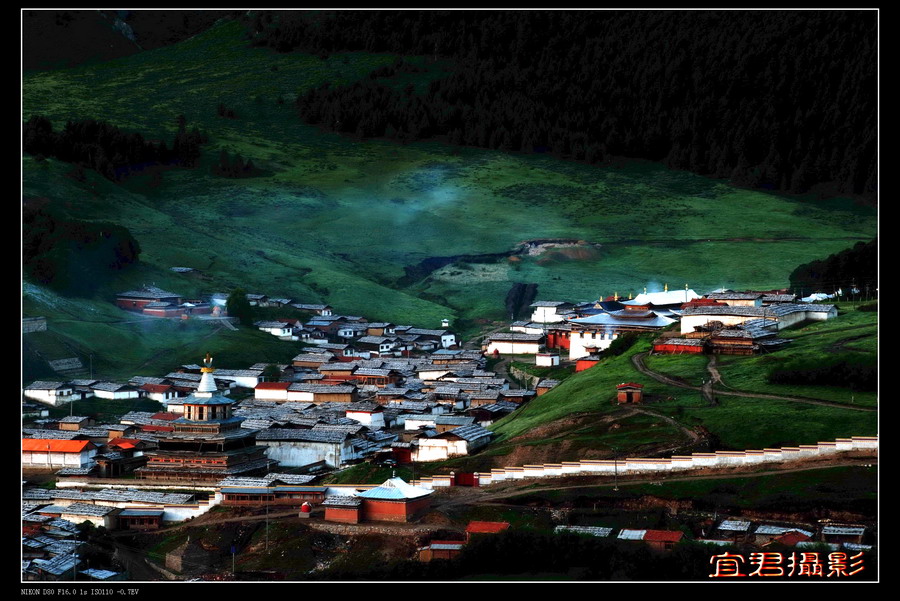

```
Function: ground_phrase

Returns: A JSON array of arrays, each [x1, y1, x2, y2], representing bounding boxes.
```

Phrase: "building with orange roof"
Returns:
[[465, 520, 510, 542], [22, 439, 98, 469], [642, 529, 684, 551]]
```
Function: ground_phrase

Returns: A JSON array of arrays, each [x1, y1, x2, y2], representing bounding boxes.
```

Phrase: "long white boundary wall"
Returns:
[[407, 436, 877, 489]]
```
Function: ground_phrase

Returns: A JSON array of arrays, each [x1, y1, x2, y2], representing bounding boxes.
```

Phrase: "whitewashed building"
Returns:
[[22, 439, 98, 469], [411, 424, 493, 462], [23, 381, 74, 406], [529, 301, 574, 323], [255, 429, 354, 468], [485, 333, 544, 355]]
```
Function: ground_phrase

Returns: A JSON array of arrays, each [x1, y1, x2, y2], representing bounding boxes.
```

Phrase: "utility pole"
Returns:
[[612, 445, 619, 491]]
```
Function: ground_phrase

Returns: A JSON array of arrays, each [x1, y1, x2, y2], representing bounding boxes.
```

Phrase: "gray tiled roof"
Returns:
[[488, 333, 543, 341], [323, 495, 361, 507], [718, 520, 752, 532], [288, 383, 357, 394], [255, 429, 348, 443], [90, 382, 134, 392], [555, 525, 613, 537], [24, 381, 70, 390], [438, 424, 492, 442], [822, 526, 865, 536]]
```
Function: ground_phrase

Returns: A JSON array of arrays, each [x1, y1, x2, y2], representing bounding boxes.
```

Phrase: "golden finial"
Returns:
[[201, 352, 215, 373], [664, 283, 668, 292]]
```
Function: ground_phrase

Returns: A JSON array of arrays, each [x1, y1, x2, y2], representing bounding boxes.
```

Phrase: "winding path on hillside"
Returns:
[[631, 352, 876, 412]]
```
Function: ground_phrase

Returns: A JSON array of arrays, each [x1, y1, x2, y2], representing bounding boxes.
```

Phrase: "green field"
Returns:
[[712, 305, 878, 406], [487, 309, 877, 456], [23, 20, 876, 411]]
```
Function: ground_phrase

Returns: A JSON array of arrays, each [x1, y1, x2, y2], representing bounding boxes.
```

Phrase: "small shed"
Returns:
[[616, 382, 644, 404], [418, 540, 466, 562], [323, 496, 362, 524], [358, 478, 434, 523], [535, 353, 560, 367], [118, 509, 164, 530], [642, 529, 684, 551]]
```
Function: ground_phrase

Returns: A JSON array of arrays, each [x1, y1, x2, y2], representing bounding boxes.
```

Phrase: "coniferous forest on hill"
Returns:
[[245, 10, 876, 201]]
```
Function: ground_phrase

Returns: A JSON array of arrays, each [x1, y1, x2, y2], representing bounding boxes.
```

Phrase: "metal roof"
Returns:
[[119, 509, 165, 517], [358, 478, 433, 500], [323, 495, 362, 507], [718, 520, 752, 532], [822, 526, 865, 536], [569, 312, 675, 328], [255, 429, 348, 443], [754, 525, 815, 537], [617, 529, 647, 540], [221, 487, 273, 495], [554, 525, 613, 537]]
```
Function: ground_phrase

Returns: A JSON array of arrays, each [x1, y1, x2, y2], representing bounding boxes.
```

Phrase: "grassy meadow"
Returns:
[[488, 312, 877, 457]]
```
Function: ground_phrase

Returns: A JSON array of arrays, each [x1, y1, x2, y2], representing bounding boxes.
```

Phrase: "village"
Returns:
[[21, 284, 876, 581]]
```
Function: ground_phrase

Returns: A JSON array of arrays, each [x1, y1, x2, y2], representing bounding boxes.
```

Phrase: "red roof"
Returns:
[[141, 383, 172, 393], [22, 439, 96, 453], [140, 425, 174, 432], [643, 530, 684, 543], [151, 412, 179, 421], [772, 531, 811, 547], [255, 382, 292, 390], [466, 521, 510, 534], [681, 298, 724, 308], [108, 438, 140, 449], [617, 382, 644, 389]]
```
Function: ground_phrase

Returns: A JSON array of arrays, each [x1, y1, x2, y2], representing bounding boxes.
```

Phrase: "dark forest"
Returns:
[[244, 11, 876, 201]]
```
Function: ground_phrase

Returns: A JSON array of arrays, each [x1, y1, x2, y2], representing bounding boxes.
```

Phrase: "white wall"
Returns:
[[255, 388, 289, 401], [23, 449, 96, 468], [530, 307, 565, 323], [568, 331, 617, 360], [259, 440, 351, 468], [24, 388, 74, 405], [346, 411, 385, 429], [536, 354, 560, 367], [486, 341, 541, 355], [477, 436, 877, 485]]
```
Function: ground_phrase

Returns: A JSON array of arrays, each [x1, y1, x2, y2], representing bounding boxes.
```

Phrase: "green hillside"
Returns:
[[487, 308, 877, 460], [23, 18, 877, 388]]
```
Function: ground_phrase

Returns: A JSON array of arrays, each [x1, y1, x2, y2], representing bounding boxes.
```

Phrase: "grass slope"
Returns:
[[489, 313, 877, 456]]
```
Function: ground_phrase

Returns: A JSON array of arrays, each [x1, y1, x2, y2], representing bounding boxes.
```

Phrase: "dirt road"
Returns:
[[632, 352, 875, 412]]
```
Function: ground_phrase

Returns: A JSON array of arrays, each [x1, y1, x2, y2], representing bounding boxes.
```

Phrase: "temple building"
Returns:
[[135, 354, 274, 482], [357, 477, 434, 523]]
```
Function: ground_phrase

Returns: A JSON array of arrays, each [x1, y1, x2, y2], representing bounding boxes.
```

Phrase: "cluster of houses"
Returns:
[[114, 286, 337, 321], [548, 518, 872, 553], [22, 294, 541, 574], [485, 286, 837, 361], [700, 518, 872, 552], [21, 283, 855, 579]]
